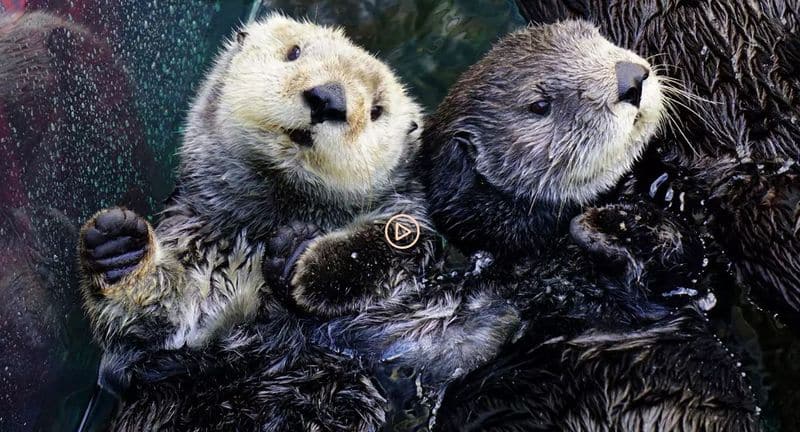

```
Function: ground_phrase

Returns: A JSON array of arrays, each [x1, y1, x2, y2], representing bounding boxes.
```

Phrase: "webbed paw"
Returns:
[[81, 208, 151, 285]]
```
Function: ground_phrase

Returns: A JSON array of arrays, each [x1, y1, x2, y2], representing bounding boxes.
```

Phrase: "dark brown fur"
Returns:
[[419, 20, 761, 432]]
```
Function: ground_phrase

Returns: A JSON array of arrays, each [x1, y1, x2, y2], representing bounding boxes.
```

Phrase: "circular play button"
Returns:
[[384, 214, 421, 250]]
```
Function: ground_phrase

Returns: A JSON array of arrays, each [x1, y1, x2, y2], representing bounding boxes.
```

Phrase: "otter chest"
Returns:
[[169, 231, 266, 348]]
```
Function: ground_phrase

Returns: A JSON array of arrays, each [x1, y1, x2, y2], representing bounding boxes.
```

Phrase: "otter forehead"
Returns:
[[237, 16, 395, 96], [484, 21, 644, 107]]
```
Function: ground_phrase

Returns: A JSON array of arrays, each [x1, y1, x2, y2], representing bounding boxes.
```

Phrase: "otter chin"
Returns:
[[421, 20, 666, 256]]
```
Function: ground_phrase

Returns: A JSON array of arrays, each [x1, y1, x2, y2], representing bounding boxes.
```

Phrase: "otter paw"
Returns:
[[81, 208, 150, 284], [572, 203, 700, 266], [263, 221, 323, 298], [290, 229, 393, 317], [571, 203, 704, 298]]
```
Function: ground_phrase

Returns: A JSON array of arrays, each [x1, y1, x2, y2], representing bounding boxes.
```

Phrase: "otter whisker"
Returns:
[[659, 80, 719, 106], [662, 96, 701, 157], [646, 53, 670, 62], [661, 90, 716, 124], [662, 92, 713, 127]]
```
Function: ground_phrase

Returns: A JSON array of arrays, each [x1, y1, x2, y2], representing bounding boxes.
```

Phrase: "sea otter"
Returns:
[[76, 12, 440, 410], [514, 0, 800, 330], [75, 14, 523, 429], [416, 20, 762, 431], [110, 20, 758, 432], [77, 17, 758, 432], [78, 13, 433, 354]]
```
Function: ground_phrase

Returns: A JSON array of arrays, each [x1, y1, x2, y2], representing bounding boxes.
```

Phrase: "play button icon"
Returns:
[[384, 214, 421, 250]]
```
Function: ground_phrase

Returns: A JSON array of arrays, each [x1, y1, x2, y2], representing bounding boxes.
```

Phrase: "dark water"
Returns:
[[0, 1, 796, 431]]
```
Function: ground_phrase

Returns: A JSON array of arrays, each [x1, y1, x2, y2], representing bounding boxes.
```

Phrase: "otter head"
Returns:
[[421, 20, 665, 256], [218, 14, 422, 199]]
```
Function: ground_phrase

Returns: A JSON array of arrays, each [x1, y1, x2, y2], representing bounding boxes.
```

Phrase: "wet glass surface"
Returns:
[[0, 1, 523, 430], [0, 1, 258, 430], [0, 0, 797, 431]]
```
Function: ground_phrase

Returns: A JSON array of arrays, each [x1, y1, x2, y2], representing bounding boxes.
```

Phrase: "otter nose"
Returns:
[[616, 62, 649, 107], [303, 83, 347, 124]]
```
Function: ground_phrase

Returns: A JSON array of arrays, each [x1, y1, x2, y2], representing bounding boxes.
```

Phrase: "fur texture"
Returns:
[[419, 20, 664, 257], [419, 20, 761, 431], [77, 14, 525, 432], [78, 14, 431, 352], [514, 0, 800, 327], [78, 17, 761, 432], [76, 16, 440, 429]]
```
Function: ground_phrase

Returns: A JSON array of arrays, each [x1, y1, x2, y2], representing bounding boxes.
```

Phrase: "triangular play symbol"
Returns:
[[394, 222, 412, 241]]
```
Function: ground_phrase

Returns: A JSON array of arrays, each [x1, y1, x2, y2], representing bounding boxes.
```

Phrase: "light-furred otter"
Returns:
[[76, 16, 522, 430], [77, 13, 435, 398], [417, 20, 762, 431]]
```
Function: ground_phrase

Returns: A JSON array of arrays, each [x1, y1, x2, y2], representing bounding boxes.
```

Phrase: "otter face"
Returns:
[[444, 20, 664, 205], [219, 15, 422, 197]]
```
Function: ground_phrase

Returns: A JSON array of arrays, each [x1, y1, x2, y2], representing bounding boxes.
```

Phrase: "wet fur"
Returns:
[[419, 20, 761, 432], [419, 21, 664, 257], [101, 271, 522, 431], [79, 17, 762, 432], [75, 16, 442, 430], [74, 14, 530, 432], [432, 214, 760, 431], [514, 0, 800, 328], [78, 14, 432, 350]]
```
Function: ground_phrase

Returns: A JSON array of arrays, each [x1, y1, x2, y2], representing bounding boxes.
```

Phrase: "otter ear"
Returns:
[[453, 131, 478, 163], [236, 31, 249, 45]]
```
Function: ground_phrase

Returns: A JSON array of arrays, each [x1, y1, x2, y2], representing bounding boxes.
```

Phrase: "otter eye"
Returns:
[[371, 105, 384, 121], [529, 100, 551, 116], [286, 45, 301, 61]]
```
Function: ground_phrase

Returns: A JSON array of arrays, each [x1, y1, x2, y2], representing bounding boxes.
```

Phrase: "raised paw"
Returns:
[[571, 202, 704, 300], [263, 221, 323, 301], [571, 203, 703, 274], [81, 207, 150, 285]]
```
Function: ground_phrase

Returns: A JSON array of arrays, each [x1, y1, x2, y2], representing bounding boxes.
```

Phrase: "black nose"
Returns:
[[616, 62, 649, 107], [303, 83, 347, 124]]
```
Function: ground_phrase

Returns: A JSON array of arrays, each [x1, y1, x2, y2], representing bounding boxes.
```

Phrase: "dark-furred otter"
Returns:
[[419, 20, 761, 431], [515, 0, 800, 330]]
